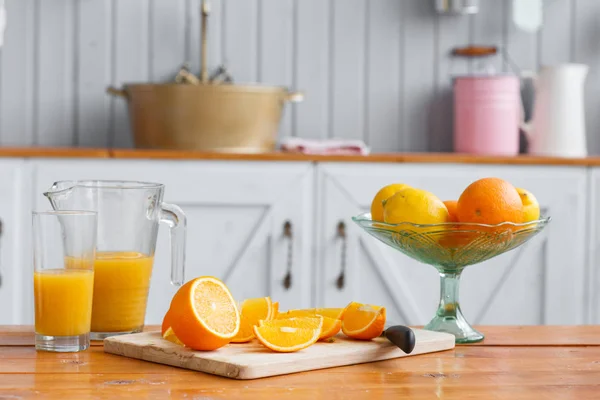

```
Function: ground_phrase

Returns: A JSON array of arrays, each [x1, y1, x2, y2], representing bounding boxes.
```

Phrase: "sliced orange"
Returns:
[[277, 308, 344, 320], [263, 315, 340, 340], [341, 302, 386, 340], [253, 317, 323, 353], [272, 302, 279, 317], [231, 297, 274, 343], [161, 308, 173, 336], [169, 276, 240, 351], [318, 316, 342, 340], [162, 327, 184, 346], [259, 316, 323, 330]]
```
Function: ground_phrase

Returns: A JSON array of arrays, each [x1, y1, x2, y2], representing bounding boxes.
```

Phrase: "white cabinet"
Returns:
[[0, 160, 29, 324], [588, 168, 600, 324], [317, 163, 588, 326], [27, 159, 314, 325]]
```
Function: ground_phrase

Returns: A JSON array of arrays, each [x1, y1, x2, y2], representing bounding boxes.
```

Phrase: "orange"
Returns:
[[272, 302, 279, 317], [443, 200, 459, 223], [161, 308, 173, 336], [162, 327, 184, 346], [370, 184, 409, 221], [265, 316, 341, 340], [516, 188, 540, 222], [457, 178, 524, 226], [341, 302, 386, 340], [231, 297, 274, 343], [169, 276, 240, 351], [253, 317, 323, 353], [276, 308, 344, 320]]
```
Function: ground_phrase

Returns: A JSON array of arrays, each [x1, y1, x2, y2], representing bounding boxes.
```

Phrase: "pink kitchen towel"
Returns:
[[280, 138, 370, 155]]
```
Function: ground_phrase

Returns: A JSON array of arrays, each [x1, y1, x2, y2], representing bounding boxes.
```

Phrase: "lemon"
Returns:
[[370, 183, 409, 221], [383, 187, 449, 228], [516, 188, 540, 222]]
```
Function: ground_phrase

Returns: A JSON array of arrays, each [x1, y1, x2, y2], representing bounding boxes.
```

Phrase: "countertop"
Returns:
[[2, 326, 600, 399], [1, 146, 600, 165]]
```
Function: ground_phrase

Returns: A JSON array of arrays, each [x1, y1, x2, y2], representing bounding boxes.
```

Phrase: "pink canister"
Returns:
[[453, 75, 521, 156]]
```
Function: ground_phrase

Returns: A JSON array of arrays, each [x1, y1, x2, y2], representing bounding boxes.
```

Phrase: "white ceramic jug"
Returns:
[[522, 64, 589, 157]]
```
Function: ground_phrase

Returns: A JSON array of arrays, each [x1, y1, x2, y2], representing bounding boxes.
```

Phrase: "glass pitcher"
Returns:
[[44, 180, 186, 340]]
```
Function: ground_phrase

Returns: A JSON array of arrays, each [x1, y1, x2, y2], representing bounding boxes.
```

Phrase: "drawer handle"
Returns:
[[336, 221, 346, 290], [282, 221, 293, 290]]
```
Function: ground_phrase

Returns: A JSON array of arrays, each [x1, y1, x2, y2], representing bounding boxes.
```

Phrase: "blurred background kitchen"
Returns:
[[0, 0, 597, 330], [0, 0, 593, 155]]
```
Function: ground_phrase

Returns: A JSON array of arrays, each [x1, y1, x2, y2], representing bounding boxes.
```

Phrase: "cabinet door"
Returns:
[[588, 168, 600, 324], [318, 163, 587, 326], [28, 159, 314, 325], [0, 160, 28, 324]]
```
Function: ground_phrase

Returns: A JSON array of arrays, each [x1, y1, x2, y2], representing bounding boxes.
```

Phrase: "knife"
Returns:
[[381, 325, 416, 354]]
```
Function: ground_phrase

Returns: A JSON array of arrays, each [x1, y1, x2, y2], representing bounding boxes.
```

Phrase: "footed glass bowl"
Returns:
[[352, 213, 551, 343]]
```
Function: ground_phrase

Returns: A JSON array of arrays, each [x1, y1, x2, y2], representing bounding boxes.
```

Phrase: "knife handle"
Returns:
[[384, 325, 416, 354]]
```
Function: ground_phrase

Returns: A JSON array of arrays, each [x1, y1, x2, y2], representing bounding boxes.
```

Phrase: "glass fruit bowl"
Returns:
[[352, 213, 551, 343]]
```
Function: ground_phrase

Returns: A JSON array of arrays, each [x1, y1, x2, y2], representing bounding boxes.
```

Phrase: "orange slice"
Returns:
[[277, 308, 344, 320], [170, 276, 240, 351], [341, 302, 386, 340], [259, 316, 323, 330], [162, 327, 184, 346], [161, 308, 173, 336], [262, 316, 340, 340], [272, 302, 279, 317], [318, 317, 342, 340], [231, 297, 274, 343], [253, 317, 323, 353]]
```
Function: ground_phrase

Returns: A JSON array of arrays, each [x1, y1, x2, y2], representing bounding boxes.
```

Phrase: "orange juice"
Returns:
[[90, 252, 154, 333], [34, 269, 94, 336]]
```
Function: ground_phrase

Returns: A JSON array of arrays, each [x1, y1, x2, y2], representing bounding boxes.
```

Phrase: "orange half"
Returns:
[[231, 297, 274, 343], [170, 276, 240, 351], [341, 302, 386, 340]]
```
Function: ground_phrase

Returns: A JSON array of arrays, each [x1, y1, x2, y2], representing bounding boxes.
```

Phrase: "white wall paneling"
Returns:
[[0, 0, 595, 153]]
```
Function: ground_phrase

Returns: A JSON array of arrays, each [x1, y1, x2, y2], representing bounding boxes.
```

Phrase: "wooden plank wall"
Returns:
[[0, 0, 596, 153]]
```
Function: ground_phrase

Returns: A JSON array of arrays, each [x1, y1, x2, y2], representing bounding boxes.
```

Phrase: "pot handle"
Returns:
[[106, 86, 128, 98], [285, 91, 304, 103]]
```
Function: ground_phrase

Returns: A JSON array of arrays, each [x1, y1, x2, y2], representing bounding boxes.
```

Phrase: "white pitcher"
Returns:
[[522, 64, 589, 157]]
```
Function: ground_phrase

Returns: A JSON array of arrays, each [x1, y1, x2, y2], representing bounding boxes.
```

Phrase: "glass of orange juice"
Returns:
[[33, 211, 97, 352]]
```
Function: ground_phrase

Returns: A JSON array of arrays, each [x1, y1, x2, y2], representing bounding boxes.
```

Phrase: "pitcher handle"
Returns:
[[160, 202, 187, 286]]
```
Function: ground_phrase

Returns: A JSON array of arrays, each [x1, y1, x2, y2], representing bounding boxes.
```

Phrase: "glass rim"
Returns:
[[32, 210, 98, 217], [48, 180, 164, 191]]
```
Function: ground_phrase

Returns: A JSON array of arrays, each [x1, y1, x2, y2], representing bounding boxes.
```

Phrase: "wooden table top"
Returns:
[[1, 326, 599, 399], [0, 146, 600, 165]]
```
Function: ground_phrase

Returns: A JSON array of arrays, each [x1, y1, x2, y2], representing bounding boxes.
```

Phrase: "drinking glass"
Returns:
[[33, 211, 97, 352]]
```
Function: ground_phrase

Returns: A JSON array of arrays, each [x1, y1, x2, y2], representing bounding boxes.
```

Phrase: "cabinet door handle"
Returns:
[[336, 221, 346, 290], [282, 221, 293, 290]]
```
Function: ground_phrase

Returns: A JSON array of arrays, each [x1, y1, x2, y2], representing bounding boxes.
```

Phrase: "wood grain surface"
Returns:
[[1, 326, 600, 398], [103, 330, 455, 379], [0, 147, 598, 165]]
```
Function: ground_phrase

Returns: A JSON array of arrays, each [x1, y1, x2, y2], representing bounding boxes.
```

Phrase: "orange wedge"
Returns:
[[161, 308, 173, 336], [318, 316, 342, 340], [253, 317, 323, 353], [263, 315, 340, 340], [231, 297, 274, 343], [272, 302, 279, 317], [169, 276, 240, 351], [162, 327, 184, 346], [277, 308, 344, 320], [341, 302, 386, 340]]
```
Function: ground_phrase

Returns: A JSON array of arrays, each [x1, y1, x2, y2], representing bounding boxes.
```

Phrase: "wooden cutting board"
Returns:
[[104, 329, 455, 380]]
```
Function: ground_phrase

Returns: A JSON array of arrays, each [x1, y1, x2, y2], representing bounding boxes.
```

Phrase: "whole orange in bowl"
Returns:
[[443, 200, 459, 223], [457, 178, 524, 229]]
